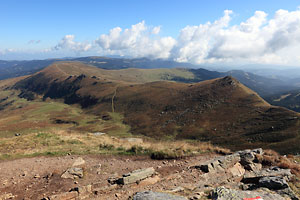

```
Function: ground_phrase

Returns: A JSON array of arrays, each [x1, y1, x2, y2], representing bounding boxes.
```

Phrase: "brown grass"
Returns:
[[256, 149, 300, 177], [0, 129, 229, 160]]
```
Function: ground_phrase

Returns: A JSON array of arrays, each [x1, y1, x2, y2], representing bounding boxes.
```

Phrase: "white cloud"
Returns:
[[152, 26, 161, 35], [173, 9, 300, 65], [95, 21, 176, 59], [3, 7, 300, 66], [53, 35, 92, 52]]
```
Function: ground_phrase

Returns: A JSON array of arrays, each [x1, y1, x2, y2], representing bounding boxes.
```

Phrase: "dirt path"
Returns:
[[54, 64, 69, 77], [111, 87, 118, 112], [0, 153, 216, 200]]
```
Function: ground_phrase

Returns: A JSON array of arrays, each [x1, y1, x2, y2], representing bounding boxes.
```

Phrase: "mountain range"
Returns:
[[0, 61, 297, 154]]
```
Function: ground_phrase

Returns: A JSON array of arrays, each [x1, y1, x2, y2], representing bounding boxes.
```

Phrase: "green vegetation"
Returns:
[[106, 112, 132, 137]]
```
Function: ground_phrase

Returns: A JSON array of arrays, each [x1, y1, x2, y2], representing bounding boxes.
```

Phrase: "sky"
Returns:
[[1, 0, 300, 66]]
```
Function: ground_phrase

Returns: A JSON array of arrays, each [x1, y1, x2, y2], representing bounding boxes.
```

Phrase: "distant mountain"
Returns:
[[1, 57, 299, 101], [0, 59, 61, 80], [12, 62, 300, 154], [71, 57, 197, 69], [224, 70, 298, 97], [0, 57, 198, 81]]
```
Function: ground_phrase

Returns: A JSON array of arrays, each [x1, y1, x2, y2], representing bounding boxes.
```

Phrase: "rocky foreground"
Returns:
[[0, 149, 299, 200]]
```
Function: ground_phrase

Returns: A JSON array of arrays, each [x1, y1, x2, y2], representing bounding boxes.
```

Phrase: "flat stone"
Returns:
[[61, 168, 83, 179], [93, 132, 106, 136], [137, 176, 160, 187], [243, 167, 292, 182], [118, 167, 155, 185], [212, 187, 285, 200], [47, 191, 78, 200], [133, 191, 187, 200]]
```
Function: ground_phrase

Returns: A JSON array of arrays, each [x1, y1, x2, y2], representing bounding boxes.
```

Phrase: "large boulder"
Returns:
[[238, 149, 263, 170], [212, 187, 286, 200], [259, 176, 289, 190], [243, 167, 292, 183], [133, 191, 187, 200]]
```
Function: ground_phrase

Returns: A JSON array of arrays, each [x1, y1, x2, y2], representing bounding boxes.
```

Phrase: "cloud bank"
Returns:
[[94, 8, 300, 65], [2, 8, 300, 65], [95, 21, 176, 59]]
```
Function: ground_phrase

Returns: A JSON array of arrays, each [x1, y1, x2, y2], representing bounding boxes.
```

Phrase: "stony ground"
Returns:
[[0, 153, 216, 200]]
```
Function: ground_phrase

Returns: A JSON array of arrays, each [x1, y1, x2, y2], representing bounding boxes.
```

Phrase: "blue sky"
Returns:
[[1, 0, 300, 65]]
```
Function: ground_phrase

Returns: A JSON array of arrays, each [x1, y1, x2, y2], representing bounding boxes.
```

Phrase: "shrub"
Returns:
[[99, 143, 115, 151]]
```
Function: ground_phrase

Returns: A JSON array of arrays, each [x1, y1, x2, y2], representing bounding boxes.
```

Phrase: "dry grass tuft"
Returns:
[[256, 149, 300, 178]]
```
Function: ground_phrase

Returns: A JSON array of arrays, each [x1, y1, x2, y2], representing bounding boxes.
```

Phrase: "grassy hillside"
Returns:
[[8, 62, 300, 154]]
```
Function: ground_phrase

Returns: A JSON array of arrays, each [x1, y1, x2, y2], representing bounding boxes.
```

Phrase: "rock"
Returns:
[[108, 176, 119, 185], [0, 193, 15, 200], [277, 187, 299, 200], [71, 185, 92, 199], [133, 191, 187, 200], [259, 176, 289, 190], [237, 149, 263, 169], [137, 176, 160, 187], [196, 153, 240, 173], [93, 132, 106, 136], [252, 148, 263, 155], [228, 162, 245, 178], [61, 168, 83, 179], [93, 183, 118, 194], [219, 154, 241, 169], [245, 163, 262, 172], [212, 187, 286, 200], [171, 186, 185, 193], [117, 167, 155, 185], [243, 167, 292, 183], [239, 150, 255, 165], [46, 191, 78, 200], [72, 157, 85, 167], [34, 174, 40, 178]]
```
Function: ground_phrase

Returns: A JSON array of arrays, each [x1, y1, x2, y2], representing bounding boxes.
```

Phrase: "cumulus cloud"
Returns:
[[53, 35, 92, 52], [93, 8, 300, 65], [95, 21, 176, 59], [173, 9, 300, 65]]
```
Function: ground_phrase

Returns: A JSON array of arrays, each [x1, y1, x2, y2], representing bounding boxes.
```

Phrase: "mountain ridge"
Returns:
[[10, 62, 300, 154]]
